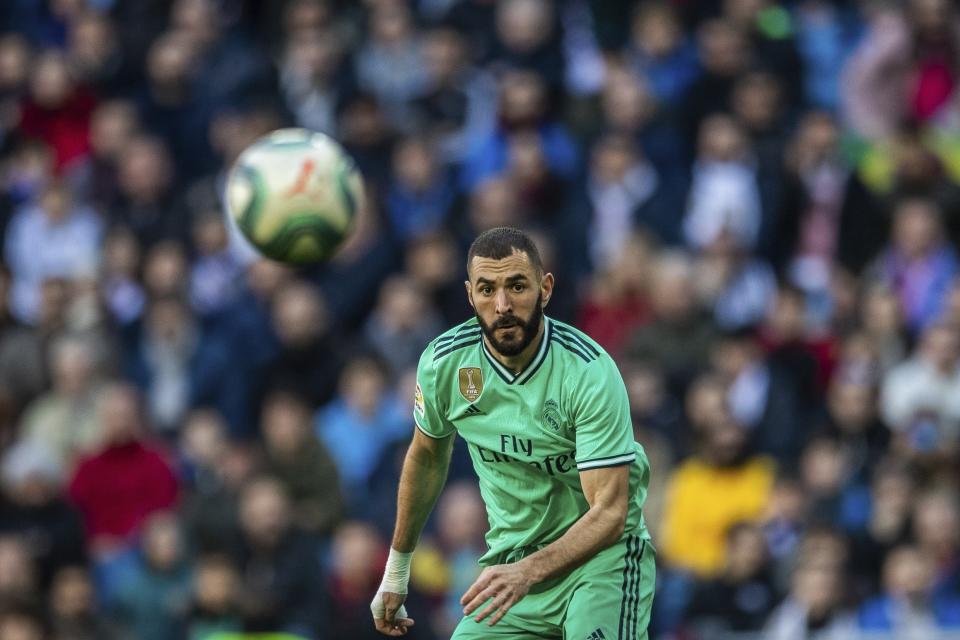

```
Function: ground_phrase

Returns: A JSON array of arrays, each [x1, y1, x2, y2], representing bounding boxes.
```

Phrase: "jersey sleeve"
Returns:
[[572, 355, 636, 471], [413, 345, 456, 439]]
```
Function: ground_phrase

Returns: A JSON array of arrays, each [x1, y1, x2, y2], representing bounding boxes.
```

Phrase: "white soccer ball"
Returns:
[[225, 128, 364, 264]]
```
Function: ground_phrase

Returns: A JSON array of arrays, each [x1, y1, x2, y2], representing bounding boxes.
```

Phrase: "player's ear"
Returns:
[[541, 272, 554, 307], [464, 280, 474, 309]]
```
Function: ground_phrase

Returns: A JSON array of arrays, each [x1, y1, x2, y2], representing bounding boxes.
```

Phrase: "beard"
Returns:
[[476, 293, 543, 357]]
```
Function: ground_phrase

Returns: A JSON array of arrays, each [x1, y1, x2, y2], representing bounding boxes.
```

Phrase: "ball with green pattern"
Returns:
[[226, 128, 364, 264]]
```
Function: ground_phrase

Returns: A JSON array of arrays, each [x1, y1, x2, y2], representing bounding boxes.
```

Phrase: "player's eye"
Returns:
[[512, 283, 526, 292], [479, 286, 492, 295]]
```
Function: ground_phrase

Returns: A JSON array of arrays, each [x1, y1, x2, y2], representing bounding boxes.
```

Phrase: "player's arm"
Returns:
[[372, 427, 454, 636], [460, 464, 629, 626], [393, 427, 455, 551]]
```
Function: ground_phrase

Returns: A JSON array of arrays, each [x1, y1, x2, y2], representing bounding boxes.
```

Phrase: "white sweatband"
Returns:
[[370, 548, 413, 619]]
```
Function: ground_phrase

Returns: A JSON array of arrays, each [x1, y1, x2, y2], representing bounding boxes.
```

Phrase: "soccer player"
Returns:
[[371, 227, 654, 639]]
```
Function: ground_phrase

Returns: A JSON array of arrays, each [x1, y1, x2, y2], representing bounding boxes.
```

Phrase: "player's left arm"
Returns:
[[460, 464, 629, 626]]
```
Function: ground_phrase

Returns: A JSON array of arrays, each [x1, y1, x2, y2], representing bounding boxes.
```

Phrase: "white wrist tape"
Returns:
[[370, 548, 413, 619], [380, 548, 413, 593]]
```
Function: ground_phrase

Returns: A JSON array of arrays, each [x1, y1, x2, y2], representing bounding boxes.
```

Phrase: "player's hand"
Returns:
[[372, 591, 415, 636], [460, 562, 535, 626]]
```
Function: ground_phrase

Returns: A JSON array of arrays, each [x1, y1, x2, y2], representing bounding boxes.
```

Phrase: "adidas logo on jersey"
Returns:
[[586, 629, 606, 640], [464, 405, 485, 416]]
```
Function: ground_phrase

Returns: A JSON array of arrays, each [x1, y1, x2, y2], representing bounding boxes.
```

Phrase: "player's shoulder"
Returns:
[[548, 318, 607, 368], [423, 318, 481, 367]]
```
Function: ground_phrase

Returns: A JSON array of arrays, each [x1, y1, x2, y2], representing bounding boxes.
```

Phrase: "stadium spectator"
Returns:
[[763, 554, 857, 639], [315, 355, 409, 511], [264, 280, 343, 408], [111, 512, 192, 640], [0, 603, 46, 640], [188, 208, 243, 318], [260, 390, 342, 536], [460, 68, 578, 191], [20, 336, 106, 472], [881, 323, 960, 458], [385, 136, 455, 241], [106, 136, 187, 251], [710, 329, 812, 462], [0, 441, 85, 586], [179, 422, 255, 554], [0, 534, 39, 605], [912, 489, 960, 596], [683, 521, 778, 636], [575, 231, 653, 358], [67, 383, 178, 551], [869, 197, 958, 334], [184, 554, 242, 639], [278, 27, 347, 137], [660, 415, 775, 578], [48, 564, 116, 640], [123, 296, 200, 435], [328, 521, 390, 640], [625, 2, 699, 109], [858, 544, 960, 634], [626, 251, 717, 390], [354, 0, 429, 129], [233, 476, 326, 637], [17, 50, 96, 172], [364, 275, 443, 375], [5, 180, 101, 324]]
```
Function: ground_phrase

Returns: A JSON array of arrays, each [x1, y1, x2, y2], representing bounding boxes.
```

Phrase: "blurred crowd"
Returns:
[[2, 0, 960, 639]]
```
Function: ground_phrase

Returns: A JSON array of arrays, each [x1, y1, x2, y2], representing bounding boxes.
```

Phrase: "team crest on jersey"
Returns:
[[458, 367, 483, 402], [414, 383, 425, 417], [543, 399, 563, 431]]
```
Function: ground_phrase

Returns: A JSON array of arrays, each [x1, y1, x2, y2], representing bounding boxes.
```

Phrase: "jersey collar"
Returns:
[[481, 317, 552, 385]]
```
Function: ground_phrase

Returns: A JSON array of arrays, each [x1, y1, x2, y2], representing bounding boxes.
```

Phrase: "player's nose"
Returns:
[[494, 289, 511, 314]]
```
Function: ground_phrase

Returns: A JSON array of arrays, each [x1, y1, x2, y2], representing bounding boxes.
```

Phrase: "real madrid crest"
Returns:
[[458, 367, 483, 402]]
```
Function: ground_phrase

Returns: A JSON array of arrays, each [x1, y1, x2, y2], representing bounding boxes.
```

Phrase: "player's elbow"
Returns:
[[596, 503, 627, 546]]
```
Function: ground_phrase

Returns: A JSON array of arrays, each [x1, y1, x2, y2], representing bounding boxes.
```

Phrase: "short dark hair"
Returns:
[[466, 227, 543, 277]]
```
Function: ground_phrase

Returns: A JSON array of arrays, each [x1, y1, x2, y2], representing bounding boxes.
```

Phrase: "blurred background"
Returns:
[[1, 0, 960, 638]]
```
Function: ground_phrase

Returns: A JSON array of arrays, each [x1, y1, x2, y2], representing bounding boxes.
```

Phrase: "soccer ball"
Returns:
[[225, 128, 364, 264]]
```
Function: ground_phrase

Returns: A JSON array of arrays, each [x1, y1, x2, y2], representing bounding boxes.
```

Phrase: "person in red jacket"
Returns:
[[18, 50, 97, 173], [68, 382, 178, 554]]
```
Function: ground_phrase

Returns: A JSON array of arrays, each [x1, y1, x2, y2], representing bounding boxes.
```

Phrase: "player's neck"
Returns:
[[485, 318, 546, 374]]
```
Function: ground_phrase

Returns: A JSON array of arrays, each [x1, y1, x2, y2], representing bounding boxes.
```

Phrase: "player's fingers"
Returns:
[[382, 594, 405, 624], [473, 591, 509, 623], [462, 586, 496, 616], [374, 618, 406, 636], [487, 598, 518, 626], [459, 571, 492, 606]]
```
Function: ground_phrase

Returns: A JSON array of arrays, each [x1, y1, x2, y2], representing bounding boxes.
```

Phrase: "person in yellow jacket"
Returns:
[[660, 416, 776, 577]]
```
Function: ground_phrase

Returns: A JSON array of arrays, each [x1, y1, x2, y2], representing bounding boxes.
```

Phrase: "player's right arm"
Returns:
[[372, 346, 456, 636]]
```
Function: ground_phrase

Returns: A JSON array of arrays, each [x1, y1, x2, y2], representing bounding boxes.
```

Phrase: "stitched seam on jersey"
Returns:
[[553, 335, 592, 362], [481, 341, 515, 382], [577, 453, 635, 470], [414, 420, 452, 440], [435, 327, 480, 347], [516, 320, 552, 385], [553, 325, 600, 356], [433, 338, 480, 360]]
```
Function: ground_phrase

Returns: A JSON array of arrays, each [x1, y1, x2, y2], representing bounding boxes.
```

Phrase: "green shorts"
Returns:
[[451, 534, 655, 640]]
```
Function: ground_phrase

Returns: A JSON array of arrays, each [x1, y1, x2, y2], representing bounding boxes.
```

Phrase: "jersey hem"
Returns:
[[577, 453, 636, 470], [414, 420, 454, 440]]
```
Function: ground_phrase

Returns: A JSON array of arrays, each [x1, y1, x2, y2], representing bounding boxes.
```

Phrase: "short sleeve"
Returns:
[[413, 346, 456, 439], [573, 356, 636, 471]]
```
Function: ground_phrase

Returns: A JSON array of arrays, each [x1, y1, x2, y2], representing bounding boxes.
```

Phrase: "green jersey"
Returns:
[[414, 315, 651, 565]]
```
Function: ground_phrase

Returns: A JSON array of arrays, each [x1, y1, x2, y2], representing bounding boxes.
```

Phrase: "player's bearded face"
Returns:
[[476, 292, 543, 357]]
